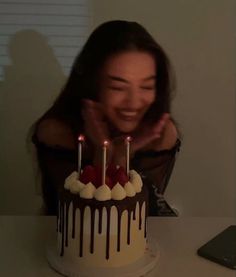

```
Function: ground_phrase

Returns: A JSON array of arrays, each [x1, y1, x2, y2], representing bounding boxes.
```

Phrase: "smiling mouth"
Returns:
[[117, 110, 141, 121]]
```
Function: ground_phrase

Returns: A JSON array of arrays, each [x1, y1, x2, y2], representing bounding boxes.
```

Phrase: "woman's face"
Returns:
[[99, 51, 156, 133]]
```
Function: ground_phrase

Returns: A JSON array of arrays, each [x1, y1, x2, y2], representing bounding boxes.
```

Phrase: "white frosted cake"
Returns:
[[57, 164, 148, 269]]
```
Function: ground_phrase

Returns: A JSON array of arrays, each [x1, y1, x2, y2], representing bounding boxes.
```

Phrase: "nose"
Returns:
[[125, 88, 142, 109]]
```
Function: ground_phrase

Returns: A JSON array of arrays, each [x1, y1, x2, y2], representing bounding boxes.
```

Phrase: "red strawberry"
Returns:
[[113, 167, 129, 186], [105, 176, 113, 189], [93, 166, 102, 188], [93, 166, 114, 188], [79, 165, 96, 184], [106, 163, 117, 178]]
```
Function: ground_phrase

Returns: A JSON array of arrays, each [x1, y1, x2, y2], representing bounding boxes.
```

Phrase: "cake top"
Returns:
[[64, 164, 143, 201]]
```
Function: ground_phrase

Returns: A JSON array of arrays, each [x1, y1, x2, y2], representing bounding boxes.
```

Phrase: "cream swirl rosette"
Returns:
[[64, 167, 143, 201]]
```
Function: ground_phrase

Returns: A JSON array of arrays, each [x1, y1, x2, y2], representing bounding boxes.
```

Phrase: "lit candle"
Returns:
[[78, 134, 85, 178], [126, 136, 132, 176], [102, 140, 109, 186]]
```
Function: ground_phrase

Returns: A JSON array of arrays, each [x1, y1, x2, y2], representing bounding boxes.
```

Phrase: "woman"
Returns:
[[32, 20, 181, 215]]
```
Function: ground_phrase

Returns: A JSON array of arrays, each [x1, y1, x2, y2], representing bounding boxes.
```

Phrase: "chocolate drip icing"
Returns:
[[127, 210, 131, 244], [144, 199, 148, 238], [56, 204, 59, 232], [59, 202, 62, 233], [65, 202, 69, 247], [79, 206, 85, 257], [106, 207, 111, 259], [60, 204, 64, 256], [117, 210, 122, 252], [139, 202, 142, 230], [90, 208, 95, 253], [72, 205, 76, 238], [133, 209, 136, 220], [98, 208, 103, 234], [58, 184, 148, 259]]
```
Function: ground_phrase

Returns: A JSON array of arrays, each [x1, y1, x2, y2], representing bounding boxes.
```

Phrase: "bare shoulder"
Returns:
[[36, 118, 76, 149], [155, 119, 179, 151]]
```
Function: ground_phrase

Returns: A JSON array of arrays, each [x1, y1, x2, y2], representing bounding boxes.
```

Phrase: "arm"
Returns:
[[132, 138, 181, 194], [132, 140, 181, 216], [33, 118, 78, 214], [132, 119, 180, 192], [131, 121, 181, 216]]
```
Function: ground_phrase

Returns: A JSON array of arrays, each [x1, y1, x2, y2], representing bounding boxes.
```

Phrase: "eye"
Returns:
[[108, 86, 125, 91], [140, 86, 155, 91]]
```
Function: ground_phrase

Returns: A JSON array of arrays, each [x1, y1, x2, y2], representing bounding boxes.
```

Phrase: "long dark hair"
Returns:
[[37, 20, 176, 133]]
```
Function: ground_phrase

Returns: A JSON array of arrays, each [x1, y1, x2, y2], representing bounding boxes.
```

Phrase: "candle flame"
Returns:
[[78, 134, 85, 142], [126, 136, 132, 143], [103, 140, 109, 146]]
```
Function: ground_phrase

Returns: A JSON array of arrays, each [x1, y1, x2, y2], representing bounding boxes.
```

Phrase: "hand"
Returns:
[[110, 113, 170, 166], [131, 113, 170, 153]]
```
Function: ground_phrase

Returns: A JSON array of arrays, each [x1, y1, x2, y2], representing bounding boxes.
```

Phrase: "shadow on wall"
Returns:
[[0, 30, 66, 214]]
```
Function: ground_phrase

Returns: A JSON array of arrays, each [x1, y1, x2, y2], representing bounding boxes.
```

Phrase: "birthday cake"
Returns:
[[57, 164, 148, 269], [46, 137, 160, 277]]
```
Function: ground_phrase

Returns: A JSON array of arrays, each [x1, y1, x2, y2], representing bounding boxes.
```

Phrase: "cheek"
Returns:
[[99, 93, 120, 118], [102, 92, 123, 107], [144, 92, 156, 106]]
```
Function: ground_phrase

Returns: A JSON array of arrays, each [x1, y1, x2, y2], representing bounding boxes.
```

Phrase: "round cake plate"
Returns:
[[46, 237, 160, 277]]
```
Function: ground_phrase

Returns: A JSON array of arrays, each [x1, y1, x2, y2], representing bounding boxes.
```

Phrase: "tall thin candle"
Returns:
[[126, 136, 132, 176], [102, 140, 109, 186], [78, 134, 85, 178]]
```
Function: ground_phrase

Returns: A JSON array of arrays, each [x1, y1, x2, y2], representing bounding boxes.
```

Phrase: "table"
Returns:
[[0, 216, 235, 276]]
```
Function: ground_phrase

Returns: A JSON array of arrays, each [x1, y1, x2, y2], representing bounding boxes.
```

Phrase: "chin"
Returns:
[[115, 123, 139, 134]]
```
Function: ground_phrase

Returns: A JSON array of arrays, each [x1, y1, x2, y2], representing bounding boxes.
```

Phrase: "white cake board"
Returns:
[[46, 237, 160, 277]]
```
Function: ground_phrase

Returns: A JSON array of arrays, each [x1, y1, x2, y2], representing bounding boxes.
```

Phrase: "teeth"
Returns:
[[120, 111, 138, 117]]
